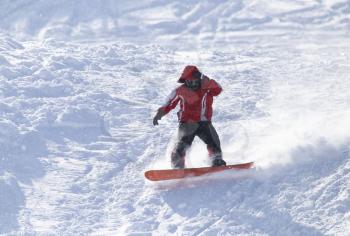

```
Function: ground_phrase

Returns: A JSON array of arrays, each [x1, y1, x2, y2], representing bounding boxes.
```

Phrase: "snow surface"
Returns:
[[1, 0, 350, 235]]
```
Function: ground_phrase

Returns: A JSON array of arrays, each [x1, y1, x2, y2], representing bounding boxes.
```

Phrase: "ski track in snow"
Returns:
[[0, 0, 350, 235]]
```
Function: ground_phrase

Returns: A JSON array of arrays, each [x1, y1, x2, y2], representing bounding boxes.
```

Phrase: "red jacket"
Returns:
[[159, 66, 222, 123]]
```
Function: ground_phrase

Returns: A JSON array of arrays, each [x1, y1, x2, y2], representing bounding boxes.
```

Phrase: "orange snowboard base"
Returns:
[[145, 162, 254, 181]]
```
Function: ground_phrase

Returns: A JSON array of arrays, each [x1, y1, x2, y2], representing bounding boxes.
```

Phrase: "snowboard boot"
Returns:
[[171, 158, 185, 169], [212, 158, 226, 167], [171, 153, 185, 169]]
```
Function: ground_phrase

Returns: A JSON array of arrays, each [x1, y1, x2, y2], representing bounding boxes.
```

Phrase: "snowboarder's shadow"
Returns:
[[158, 178, 325, 236], [0, 130, 47, 234]]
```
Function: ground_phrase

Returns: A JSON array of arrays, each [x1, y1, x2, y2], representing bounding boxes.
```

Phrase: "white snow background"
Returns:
[[1, 0, 350, 235]]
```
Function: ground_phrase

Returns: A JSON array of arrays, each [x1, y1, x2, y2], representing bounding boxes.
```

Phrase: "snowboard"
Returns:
[[144, 162, 254, 181]]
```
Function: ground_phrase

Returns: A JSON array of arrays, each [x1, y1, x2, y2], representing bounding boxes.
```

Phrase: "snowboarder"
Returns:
[[153, 65, 226, 169]]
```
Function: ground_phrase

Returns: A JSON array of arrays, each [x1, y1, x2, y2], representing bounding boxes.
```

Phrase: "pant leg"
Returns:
[[196, 122, 223, 160], [171, 122, 199, 168]]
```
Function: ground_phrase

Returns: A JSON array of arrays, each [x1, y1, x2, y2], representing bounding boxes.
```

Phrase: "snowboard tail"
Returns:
[[145, 162, 254, 181]]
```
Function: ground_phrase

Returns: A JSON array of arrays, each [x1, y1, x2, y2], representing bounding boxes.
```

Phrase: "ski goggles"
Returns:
[[185, 79, 201, 87]]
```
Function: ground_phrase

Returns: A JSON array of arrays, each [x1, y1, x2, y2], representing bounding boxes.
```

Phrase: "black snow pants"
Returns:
[[171, 121, 222, 168]]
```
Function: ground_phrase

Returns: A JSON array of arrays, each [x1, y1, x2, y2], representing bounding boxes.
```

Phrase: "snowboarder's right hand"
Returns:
[[153, 109, 166, 126], [153, 115, 161, 126]]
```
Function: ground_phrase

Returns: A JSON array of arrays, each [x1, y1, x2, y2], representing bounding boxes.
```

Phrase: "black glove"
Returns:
[[153, 109, 166, 126]]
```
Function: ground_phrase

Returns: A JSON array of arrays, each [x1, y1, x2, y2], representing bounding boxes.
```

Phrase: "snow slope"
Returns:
[[1, 0, 350, 41], [1, 0, 350, 235]]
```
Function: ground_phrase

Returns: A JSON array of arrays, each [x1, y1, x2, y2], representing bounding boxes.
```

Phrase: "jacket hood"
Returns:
[[178, 65, 200, 83]]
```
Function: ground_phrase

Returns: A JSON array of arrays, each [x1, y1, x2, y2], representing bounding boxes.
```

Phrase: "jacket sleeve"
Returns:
[[158, 89, 180, 114], [202, 76, 222, 96]]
